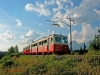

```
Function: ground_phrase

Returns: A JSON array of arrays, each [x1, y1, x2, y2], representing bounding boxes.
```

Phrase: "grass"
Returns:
[[0, 55, 100, 75]]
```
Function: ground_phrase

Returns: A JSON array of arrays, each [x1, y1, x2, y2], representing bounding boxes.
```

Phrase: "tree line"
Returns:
[[73, 29, 100, 55], [88, 29, 100, 51], [0, 45, 19, 59], [6, 45, 19, 56]]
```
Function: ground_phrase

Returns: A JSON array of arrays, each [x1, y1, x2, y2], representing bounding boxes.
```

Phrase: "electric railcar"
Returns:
[[23, 34, 70, 55]]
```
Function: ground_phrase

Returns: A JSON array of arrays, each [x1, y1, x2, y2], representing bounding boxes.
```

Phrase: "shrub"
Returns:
[[2, 59, 14, 67], [0, 56, 10, 63], [10, 53, 20, 58], [88, 57, 100, 67]]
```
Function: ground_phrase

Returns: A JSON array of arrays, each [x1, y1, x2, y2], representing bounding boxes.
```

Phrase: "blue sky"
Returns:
[[0, 0, 100, 51]]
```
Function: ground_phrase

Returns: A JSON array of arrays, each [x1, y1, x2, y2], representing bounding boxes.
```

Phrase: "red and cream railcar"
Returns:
[[23, 34, 70, 55]]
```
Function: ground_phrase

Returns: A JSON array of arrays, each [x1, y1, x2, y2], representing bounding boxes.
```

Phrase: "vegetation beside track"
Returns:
[[0, 55, 100, 75]]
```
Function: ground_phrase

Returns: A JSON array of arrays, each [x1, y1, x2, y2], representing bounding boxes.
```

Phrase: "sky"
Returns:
[[0, 0, 100, 52]]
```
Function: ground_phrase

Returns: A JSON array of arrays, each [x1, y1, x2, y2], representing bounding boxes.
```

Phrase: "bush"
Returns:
[[2, 59, 14, 67], [88, 57, 100, 67], [0, 56, 15, 69], [10, 53, 20, 58], [87, 50, 100, 55], [0, 56, 10, 63], [0, 52, 6, 59]]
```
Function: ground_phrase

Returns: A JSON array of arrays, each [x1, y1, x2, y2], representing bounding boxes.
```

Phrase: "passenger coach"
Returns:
[[23, 34, 70, 55]]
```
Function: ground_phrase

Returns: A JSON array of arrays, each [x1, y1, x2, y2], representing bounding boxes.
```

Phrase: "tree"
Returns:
[[88, 29, 100, 51], [8, 46, 15, 53], [80, 46, 82, 51], [7, 46, 15, 55], [98, 29, 100, 34], [79, 46, 83, 55], [98, 29, 100, 49], [83, 43, 86, 51], [15, 45, 19, 53]]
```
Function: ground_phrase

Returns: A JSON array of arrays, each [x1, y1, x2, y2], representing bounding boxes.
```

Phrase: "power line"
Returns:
[[46, 20, 62, 34], [38, 24, 52, 33], [47, 25, 55, 34], [76, 15, 100, 24], [48, 24, 59, 34], [66, 0, 98, 17]]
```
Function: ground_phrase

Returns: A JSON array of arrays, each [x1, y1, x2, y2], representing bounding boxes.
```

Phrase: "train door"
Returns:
[[30, 44, 32, 54], [36, 43, 38, 54], [47, 38, 50, 50]]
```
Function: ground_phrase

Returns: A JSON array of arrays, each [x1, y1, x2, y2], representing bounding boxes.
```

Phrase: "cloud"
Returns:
[[39, 23, 42, 26], [0, 30, 15, 41], [65, 0, 100, 24], [53, 0, 73, 13], [18, 30, 45, 45], [52, 11, 69, 28], [52, 0, 100, 27], [44, 0, 55, 5], [93, 9, 100, 15], [69, 0, 73, 7], [24, 0, 73, 17], [25, 3, 50, 16], [20, 30, 38, 39], [15, 19, 22, 26], [68, 23, 100, 43], [25, 4, 34, 11], [53, 0, 63, 12]]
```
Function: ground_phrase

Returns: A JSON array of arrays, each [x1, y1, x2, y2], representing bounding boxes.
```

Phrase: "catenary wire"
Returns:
[[66, 0, 98, 17], [76, 15, 100, 24]]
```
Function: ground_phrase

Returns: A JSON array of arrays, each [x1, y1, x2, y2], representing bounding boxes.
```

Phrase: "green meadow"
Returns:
[[0, 55, 100, 75]]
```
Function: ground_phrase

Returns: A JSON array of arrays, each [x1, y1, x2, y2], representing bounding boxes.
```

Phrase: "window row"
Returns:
[[32, 38, 53, 47]]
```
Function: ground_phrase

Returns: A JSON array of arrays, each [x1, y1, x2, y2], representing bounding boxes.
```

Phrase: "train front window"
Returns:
[[61, 37, 68, 43], [55, 37, 61, 43]]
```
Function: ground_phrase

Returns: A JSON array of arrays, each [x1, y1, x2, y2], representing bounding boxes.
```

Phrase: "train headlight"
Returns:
[[56, 46, 59, 48]]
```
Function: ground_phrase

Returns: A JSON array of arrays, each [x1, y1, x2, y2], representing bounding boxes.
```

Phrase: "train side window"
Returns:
[[23, 48, 24, 50], [32, 43, 37, 47], [42, 41, 44, 45], [32, 44, 34, 47], [44, 40, 47, 45], [36, 44, 37, 46], [51, 38, 53, 41], [44, 40, 47, 43], [51, 38, 53, 44], [39, 42, 42, 46], [28, 46, 30, 49]]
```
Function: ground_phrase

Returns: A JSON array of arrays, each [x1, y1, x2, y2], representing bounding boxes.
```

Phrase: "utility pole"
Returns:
[[46, 18, 75, 53], [67, 18, 75, 52], [55, 17, 75, 53]]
